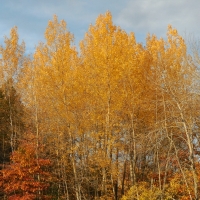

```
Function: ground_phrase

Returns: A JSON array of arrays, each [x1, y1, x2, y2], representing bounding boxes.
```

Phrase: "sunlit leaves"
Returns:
[[0, 26, 25, 84], [1, 11, 200, 200]]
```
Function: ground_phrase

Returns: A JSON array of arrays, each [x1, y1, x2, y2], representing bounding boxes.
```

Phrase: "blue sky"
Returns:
[[0, 0, 200, 54]]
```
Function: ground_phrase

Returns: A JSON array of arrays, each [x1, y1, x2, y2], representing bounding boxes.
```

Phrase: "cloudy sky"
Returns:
[[0, 0, 199, 54]]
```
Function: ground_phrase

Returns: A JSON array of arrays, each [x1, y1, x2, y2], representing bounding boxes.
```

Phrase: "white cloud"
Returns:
[[116, 0, 200, 41]]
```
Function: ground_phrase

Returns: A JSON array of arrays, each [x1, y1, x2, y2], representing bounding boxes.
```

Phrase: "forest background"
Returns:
[[1, 11, 200, 200]]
